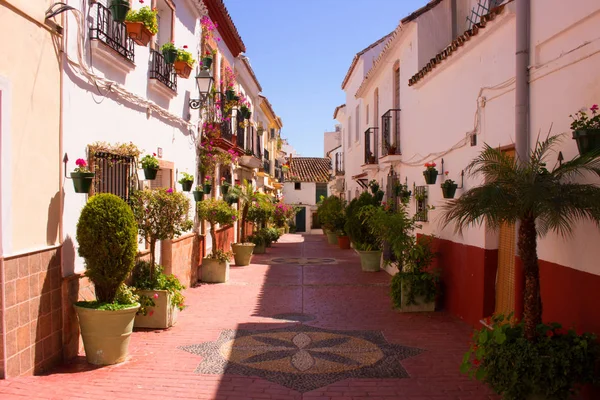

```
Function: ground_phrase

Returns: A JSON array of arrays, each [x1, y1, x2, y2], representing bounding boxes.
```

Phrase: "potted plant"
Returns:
[[345, 191, 384, 272], [203, 175, 212, 194], [282, 164, 290, 172], [387, 143, 398, 155], [74, 194, 139, 365], [224, 66, 237, 100], [200, 50, 213, 71], [440, 172, 458, 199], [240, 105, 249, 119], [461, 315, 600, 400], [192, 185, 204, 202], [335, 216, 350, 249], [71, 157, 95, 194], [197, 199, 237, 282], [174, 45, 195, 79], [317, 196, 344, 245], [570, 103, 600, 156], [178, 172, 194, 192], [130, 188, 191, 328], [109, 0, 130, 23], [141, 153, 159, 180], [220, 177, 230, 195], [248, 231, 266, 254], [160, 41, 178, 64], [423, 162, 438, 184], [395, 183, 412, 204], [229, 181, 270, 265], [124, 3, 158, 47], [443, 135, 600, 398]]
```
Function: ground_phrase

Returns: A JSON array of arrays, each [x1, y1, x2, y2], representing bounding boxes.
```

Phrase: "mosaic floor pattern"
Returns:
[[179, 325, 423, 392], [268, 257, 337, 265]]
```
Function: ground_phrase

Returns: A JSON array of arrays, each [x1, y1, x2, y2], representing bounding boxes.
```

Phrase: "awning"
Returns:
[[352, 172, 368, 189]]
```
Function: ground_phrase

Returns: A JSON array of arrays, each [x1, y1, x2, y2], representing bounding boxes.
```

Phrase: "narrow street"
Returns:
[[0, 234, 495, 400]]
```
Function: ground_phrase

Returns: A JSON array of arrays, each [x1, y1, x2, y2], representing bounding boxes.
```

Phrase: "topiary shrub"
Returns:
[[76, 193, 138, 304]]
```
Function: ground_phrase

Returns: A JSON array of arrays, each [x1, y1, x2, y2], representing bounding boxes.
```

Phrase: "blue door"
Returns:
[[295, 207, 306, 232]]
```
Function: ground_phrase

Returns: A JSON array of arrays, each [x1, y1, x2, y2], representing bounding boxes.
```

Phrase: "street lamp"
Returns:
[[189, 69, 214, 109]]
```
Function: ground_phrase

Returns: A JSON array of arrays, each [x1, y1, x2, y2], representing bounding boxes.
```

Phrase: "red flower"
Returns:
[[591, 104, 599, 113], [473, 359, 480, 366], [139, 0, 144, 3], [153, 153, 156, 156], [546, 330, 555, 337], [183, 45, 188, 49]]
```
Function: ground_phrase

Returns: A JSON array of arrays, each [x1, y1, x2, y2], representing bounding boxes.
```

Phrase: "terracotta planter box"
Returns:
[[134, 290, 178, 329], [174, 60, 192, 79], [124, 21, 154, 46]]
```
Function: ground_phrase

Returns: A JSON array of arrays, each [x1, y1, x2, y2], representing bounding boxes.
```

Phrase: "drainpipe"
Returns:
[[514, 0, 531, 321]]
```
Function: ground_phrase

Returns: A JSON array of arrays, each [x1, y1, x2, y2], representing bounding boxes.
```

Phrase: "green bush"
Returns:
[[461, 314, 600, 399], [76, 193, 138, 304], [317, 196, 344, 231], [344, 191, 382, 250]]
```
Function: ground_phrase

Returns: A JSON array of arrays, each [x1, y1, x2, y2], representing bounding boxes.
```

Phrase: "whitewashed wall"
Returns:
[[63, 0, 204, 273]]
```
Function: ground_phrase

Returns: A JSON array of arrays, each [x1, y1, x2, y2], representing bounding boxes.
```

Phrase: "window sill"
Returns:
[[148, 78, 177, 99], [91, 40, 135, 73]]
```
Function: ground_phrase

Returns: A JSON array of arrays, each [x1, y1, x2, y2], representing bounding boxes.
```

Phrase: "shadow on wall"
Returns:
[[46, 190, 61, 246]]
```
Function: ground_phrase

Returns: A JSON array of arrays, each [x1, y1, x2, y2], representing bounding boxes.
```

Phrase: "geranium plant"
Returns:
[[140, 153, 159, 169], [570, 104, 600, 130], [74, 158, 90, 173], [125, 4, 158, 35], [178, 172, 194, 184], [176, 45, 195, 66]]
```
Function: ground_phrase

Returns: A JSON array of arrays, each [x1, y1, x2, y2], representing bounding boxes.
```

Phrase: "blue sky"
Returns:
[[224, 0, 429, 157]]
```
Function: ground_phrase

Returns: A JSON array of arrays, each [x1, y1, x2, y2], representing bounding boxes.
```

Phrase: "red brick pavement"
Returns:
[[0, 234, 497, 399]]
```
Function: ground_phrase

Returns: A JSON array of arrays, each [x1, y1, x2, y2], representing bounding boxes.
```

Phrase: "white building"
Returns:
[[282, 157, 331, 233], [335, 0, 600, 336]]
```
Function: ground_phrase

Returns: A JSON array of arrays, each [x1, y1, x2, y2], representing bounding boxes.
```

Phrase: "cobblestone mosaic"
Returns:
[[179, 325, 423, 392]]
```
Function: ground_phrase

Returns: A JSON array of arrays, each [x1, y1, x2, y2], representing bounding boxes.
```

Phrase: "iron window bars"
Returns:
[[150, 49, 177, 93], [92, 152, 137, 203], [381, 109, 401, 156], [364, 127, 379, 164]]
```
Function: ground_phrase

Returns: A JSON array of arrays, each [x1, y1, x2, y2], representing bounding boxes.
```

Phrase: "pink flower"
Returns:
[[149, 311, 154, 317], [167, 188, 173, 193], [445, 171, 449, 175], [591, 104, 599, 113], [153, 293, 159, 299], [75, 158, 87, 167]]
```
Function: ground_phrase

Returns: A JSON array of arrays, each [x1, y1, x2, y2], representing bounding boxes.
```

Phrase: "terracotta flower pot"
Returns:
[[74, 303, 140, 365], [124, 21, 154, 46], [174, 60, 192, 79], [337, 235, 351, 249], [71, 172, 95, 194]]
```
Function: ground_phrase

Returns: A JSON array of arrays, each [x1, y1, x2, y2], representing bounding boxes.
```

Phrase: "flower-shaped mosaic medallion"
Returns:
[[179, 325, 423, 392]]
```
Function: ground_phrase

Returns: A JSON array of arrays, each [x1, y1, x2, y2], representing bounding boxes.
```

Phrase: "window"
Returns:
[[315, 183, 328, 204], [91, 152, 137, 203], [149, 167, 173, 189], [355, 105, 360, 142], [366, 104, 370, 127], [154, 0, 175, 48], [347, 116, 352, 147], [294, 182, 301, 190]]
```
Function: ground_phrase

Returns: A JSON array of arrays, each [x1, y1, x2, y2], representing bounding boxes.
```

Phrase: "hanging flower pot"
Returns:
[[423, 162, 438, 184], [201, 57, 213, 70], [143, 168, 158, 180], [573, 129, 600, 156], [245, 111, 252, 120], [180, 181, 193, 192], [109, 0, 130, 23], [239, 106, 249, 119], [161, 46, 178, 64], [124, 21, 154, 47], [221, 184, 230, 195], [203, 183, 212, 194], [193, 190, 204, 202], [441, 182, 458, 199], [71, 172, 95, 194], [226, 89, 236, 101], [173, 61, 192, 79]]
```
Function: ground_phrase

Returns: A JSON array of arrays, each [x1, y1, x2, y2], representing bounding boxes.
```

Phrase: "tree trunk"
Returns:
[[209, 222, 217, 257], [518, 214, 542, 340], [149, 238, 156, 282], [241, 204, 249, 243]]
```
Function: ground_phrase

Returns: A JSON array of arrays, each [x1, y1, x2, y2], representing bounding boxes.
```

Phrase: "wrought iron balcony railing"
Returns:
[[264, 148, 270, 162], [236, 123, 245, 148], [90, 3, 135, 63], [149, 49, 177, 92], [335, 152, 345, 175], [381, 109, 401, 156], [364, 127, 379, 164], [263, 159, 270, 173]]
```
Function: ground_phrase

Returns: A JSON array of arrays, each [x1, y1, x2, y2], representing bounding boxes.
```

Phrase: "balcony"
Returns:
[[334, 152, 344, 176], [90, 3, 135, 67], [149, 49, 177, 94], [236, 122, 245, 148], [381, 109, 401, 156], [364, 127, 379, 165]]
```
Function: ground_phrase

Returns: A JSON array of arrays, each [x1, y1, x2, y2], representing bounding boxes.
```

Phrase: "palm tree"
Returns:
[[230, 179, 262, 243], [442, 134, 600, 340]]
